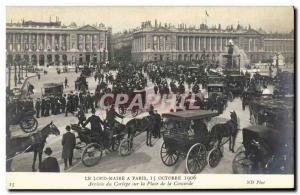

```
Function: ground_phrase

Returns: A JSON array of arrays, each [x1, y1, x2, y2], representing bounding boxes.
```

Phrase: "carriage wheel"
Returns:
[[20, 117, 38, 133], [232, 149, 253, 174], [186, 143, 207, 174], [207, 148, 222, 168], [160, 142, 179, 166], [119, 138, 132, 156], [81, 143, 103, 167]]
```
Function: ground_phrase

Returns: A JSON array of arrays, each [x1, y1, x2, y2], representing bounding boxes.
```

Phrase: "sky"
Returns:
[[6, 6, 294, 33]]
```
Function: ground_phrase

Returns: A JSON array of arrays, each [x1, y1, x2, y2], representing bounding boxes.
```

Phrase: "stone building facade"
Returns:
[[6, 20, 109, 66], [128, 22, 294, 64]]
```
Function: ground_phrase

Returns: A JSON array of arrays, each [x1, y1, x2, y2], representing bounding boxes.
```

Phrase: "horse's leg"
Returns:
[[38, 151, 43, 170], [32, 151, 37, 172], [231, 131, 238, 153], [149, 130, 153, 147], [146, 129, 149, 146]]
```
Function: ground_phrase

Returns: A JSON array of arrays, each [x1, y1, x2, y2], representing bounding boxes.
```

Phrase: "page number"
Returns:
[[9, 183, 15, 188]]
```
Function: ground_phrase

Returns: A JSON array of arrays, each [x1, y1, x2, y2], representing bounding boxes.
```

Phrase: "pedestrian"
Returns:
[[77, 107, 86, 126], [39, 147, 60, 172], [35, 98, 41, 118], [65, 98, 72, 117], [62, 125, 76, 170], [64, 77, 69, 88], [41, 97, 45, 117]]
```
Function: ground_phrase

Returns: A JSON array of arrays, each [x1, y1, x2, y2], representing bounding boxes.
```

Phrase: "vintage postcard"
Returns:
[[5, 6, 295, 190]]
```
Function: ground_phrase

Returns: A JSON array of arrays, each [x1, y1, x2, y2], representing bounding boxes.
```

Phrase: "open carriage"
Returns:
[[70, 123, 127, 167], [160, 110, 229, 174]]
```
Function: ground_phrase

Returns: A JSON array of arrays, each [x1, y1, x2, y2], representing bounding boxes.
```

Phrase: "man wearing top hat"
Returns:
[[39, 147, 60, 172]]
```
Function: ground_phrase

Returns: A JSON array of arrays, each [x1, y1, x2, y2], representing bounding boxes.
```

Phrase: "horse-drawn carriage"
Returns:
[[249, 96, 293, 126], [226, 74, 246, 97], [70, 123, 127, 167], [7, 88, 38, 133], [118, 89, 146, 117], [203, 84, 229, 113], [232, 124, 293, 174], [160, 110, 239, 174]]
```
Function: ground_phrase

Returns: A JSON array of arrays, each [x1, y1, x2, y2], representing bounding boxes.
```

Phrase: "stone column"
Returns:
[[83, 34, 86, 51], [66, 35, 70, 50], [193, 37, 195, 51], [198, 36, 201, 51], [253, 39, 256, 51], [220, 37, 223, 51], [36, 34, 39, 51], [44, 34, 47, 51], [204, 37, 206, 50], [59, 34, 62, 51], [91, 34, 93, 51], [225, 37, 228, 46], [209, 37, 212, 51], [181, 36, 184, 51], [144, 36, 147, 51], [187, 36, 189, 51], [37, 54, 40, 66], [248, 38, 251, 52], [215, 37, 217, 51], [52, 34, 55, 51], [20, 33, 23, 52], [28, 33, 32, 52]]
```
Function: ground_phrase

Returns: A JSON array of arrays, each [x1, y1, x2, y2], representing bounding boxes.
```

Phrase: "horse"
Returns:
[[210, 111, 239, 152], [6, 122, 60, 172], [126, 114, 161, 147]]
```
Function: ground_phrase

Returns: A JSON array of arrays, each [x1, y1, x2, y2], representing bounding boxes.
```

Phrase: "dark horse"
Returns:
[[126, 114, 161, 147], [6, 122, 60, 172], [210, 111, 239, 152]]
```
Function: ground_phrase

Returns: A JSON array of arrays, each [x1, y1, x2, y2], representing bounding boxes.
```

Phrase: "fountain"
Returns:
[[217, 39, 250, 74]]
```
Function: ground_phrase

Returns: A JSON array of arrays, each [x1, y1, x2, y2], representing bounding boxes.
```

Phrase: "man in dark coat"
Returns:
[[60, 95, 66, 113], [35, 98, 41, 118], [62, 125, 76, 170], [39, 147, 60, 172], [83, 108, 105, 136]]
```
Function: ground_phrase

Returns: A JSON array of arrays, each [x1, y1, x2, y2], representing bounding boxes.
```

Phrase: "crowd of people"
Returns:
[[7, 60, 294, 172]]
